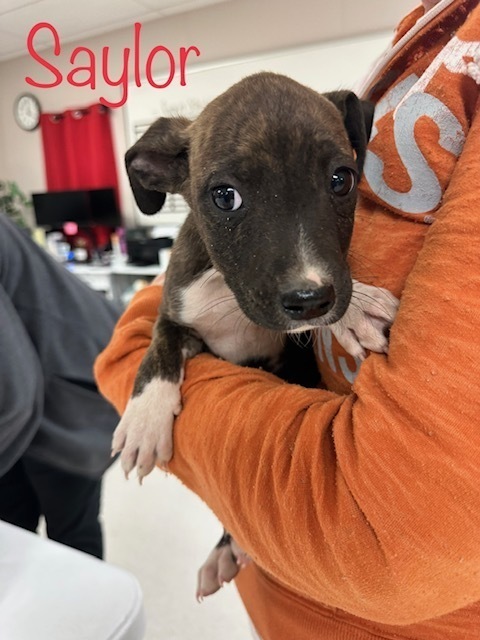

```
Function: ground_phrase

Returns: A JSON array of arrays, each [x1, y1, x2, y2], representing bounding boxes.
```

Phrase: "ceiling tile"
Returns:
[[135, 0, 228, 13], [0, 28, 24, 55], [0, 0, 408, 63], [2, 0, 148, 39], [0, 0, 232, 60], [158, 0, 229, 16], [0, 0, 41, 14]]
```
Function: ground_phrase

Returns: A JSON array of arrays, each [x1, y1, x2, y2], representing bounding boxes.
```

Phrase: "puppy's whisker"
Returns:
[[290, 331, 313, 349], [347, 250, 382, 276], [201, 269, 221, 287], [351, 292, 391, 316], [182, 269, 220, 297], [290, 332, 301, 348], [302, 332, 314, 348], [205, 302, 248, 332], [195, 294, 237, 318], [236, 311, 255, 338], [349, 301, 393, 332]]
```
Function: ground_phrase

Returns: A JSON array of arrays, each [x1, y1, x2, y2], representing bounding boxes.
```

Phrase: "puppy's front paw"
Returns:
[[111, 377, 182, 482], [330, 281, 399, 359]]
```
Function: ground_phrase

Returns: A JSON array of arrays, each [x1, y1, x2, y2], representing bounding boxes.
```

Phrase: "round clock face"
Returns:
[[14, 94, 41, 131]]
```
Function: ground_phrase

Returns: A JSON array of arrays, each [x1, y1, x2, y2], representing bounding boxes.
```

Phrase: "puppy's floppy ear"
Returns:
[[125, 116, 191, 215], [324, 91, 374, 176]]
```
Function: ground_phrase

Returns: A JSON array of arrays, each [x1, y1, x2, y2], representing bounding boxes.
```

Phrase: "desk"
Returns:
[[66, 262, 162, 306]]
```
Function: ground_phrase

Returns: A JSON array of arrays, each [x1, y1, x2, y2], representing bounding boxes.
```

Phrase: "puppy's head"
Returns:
[[126, 72, 373, 331]]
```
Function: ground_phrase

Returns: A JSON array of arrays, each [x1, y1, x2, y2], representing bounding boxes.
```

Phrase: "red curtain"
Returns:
[[40, 103, 119, 203]]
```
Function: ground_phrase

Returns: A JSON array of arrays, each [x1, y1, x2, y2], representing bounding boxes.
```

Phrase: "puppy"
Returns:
[[112, 72, 398, 595]]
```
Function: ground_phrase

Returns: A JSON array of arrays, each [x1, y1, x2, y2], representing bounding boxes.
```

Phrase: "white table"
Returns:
[[66, 262, 162, 306], [0, 522, 145, 640]]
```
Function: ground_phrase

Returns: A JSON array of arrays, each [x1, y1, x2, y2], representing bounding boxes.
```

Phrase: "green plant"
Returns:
[[0, 180, 33, 230]]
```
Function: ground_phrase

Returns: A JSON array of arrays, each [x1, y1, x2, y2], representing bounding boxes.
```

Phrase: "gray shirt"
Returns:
[[0, 214, 121, 478]]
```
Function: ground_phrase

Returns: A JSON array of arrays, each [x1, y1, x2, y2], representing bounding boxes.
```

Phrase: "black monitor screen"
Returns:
[[89, 188, 121, 226], [32, 188, 121, 228], [32, 190, 90, 227]]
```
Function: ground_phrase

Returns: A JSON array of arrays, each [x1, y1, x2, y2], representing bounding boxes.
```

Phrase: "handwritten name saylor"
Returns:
[[26, 22, 201, 108]]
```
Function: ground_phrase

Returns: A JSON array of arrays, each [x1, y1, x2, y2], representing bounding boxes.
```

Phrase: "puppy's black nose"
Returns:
[[281, 285, 335, 320]]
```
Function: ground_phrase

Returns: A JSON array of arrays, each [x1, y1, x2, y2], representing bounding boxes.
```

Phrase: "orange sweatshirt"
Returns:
[[95, 1, 480, 638]]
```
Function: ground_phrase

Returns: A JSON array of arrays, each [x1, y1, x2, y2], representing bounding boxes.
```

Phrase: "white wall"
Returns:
[[0, 0, 416, 227]]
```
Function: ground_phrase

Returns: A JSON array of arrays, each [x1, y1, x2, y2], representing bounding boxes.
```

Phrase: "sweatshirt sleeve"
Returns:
[[95, 107, 480, 625], [0, 285, 44, 474], [94, 286, 160, 415]]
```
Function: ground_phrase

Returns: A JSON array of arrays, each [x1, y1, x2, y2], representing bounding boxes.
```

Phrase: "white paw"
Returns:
[[111, 377, 182, 481], [330, 280, 399, 359]]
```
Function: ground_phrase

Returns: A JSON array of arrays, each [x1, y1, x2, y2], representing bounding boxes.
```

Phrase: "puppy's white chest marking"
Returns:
[[179, 268, 284, 364]]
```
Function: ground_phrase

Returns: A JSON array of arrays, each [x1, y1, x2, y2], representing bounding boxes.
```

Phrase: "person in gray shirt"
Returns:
[[0, 214, 120, 558]]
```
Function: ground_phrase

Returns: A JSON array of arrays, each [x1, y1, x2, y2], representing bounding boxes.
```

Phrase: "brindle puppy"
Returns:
[[112, 72, 398, 598]]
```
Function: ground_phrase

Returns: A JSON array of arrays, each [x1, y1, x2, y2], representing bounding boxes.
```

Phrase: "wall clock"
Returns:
[[14, 93, 41, 131]]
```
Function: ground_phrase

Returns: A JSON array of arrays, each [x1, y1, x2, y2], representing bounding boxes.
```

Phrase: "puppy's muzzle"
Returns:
[[281, 284, 335, 321]]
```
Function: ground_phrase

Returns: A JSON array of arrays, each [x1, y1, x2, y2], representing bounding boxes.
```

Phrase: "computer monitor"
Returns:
[[89, 188, 122, 226], [32, 190, 90, 228], [32, 188, 122, 229]]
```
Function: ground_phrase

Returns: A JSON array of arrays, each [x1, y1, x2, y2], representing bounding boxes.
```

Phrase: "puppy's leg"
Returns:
[[112, 316, 202, 481], [196, 530, 250, 601]]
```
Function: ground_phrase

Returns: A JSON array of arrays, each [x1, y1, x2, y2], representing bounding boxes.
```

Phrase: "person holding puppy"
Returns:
[[0, 214, 120, 559], [95, 0, 480, 638]]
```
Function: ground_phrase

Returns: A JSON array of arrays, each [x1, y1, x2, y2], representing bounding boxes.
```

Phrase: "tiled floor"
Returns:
[[102, 461, 252, 640]]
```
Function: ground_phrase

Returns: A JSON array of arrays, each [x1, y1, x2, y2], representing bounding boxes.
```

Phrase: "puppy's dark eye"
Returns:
[[330, 168, 357, 196], [212, 185, 243, 211]]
